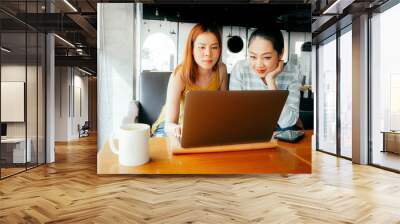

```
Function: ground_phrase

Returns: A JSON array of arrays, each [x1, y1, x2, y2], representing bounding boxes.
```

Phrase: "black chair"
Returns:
[[137, 71, 230, 126], [299, 90, 314, 130], [79, 121, 90, 138], [137, 71, 171, 126]]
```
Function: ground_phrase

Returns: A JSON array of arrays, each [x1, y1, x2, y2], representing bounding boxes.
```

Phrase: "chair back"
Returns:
[[138, 71, 171, 125]]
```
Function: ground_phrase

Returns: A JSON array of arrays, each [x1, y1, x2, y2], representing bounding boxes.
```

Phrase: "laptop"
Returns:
[[179, 90, 288, 148]]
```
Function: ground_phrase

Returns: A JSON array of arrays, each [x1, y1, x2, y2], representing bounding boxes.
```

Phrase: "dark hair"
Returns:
[[248, 28, 284, 56]]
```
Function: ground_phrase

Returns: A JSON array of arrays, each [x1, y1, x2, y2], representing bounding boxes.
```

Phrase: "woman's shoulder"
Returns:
[[216, 62, 227, 81], [278, 64, 301, 80], [231, 60, 250, 77], [219, 62, 227, 69], [173, 64, 183, 75], [172, 64, 186, 79], [276, 65, 302, 88], [171, 64, 188, 86], [236, 59, 248, 67], [233, 60, 249, 71], [217, 62, 227, 74]]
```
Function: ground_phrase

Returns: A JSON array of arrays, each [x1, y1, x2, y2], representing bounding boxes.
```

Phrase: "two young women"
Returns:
[[152, 24, 300, 137]]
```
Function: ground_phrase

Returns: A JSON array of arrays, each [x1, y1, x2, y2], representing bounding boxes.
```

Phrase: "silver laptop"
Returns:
[[180, 90, 288, 148]]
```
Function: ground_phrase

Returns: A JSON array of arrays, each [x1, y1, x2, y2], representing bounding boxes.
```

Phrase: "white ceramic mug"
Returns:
[[109, 123, 150, 166]]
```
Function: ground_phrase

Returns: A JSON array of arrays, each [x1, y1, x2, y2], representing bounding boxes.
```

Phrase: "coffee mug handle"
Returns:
[[109, 133, 119, 155]]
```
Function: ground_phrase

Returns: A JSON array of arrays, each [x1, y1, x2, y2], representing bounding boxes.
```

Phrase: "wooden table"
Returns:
[[97, 131, 312, 174]]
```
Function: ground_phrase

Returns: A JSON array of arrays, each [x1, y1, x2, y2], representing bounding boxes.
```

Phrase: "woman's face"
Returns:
[[248, 37, 281, 78], [193, 32, 220, 70]]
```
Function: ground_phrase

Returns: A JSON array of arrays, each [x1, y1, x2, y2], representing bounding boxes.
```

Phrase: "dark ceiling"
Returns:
[[142, 4, 311, 32], [0, 0, 316, 76], [2, 0, 385, 76]]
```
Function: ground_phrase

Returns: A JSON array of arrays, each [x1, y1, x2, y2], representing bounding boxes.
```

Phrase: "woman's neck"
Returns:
[[197, 66, 213, 78]]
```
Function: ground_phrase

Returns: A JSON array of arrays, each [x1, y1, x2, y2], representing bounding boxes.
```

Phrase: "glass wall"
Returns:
[[370, 3, 400, 171], [0, 2, 46, 179], [316, 24, 353, 159], [339, 27, 352, 158], [27, 31, 38, 169], [317, 35, 337, 154], [315, 1, 400, 170], [1, 31, 28, 177], [38, 32, 45, 165]]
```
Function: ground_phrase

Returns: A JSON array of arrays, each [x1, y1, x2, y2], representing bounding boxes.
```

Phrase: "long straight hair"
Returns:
[[178, 23, 222, 85]]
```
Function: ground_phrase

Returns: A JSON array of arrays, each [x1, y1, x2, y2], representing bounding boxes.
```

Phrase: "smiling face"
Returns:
[[248, 37, 281, 78], [192, 32, 221, 70]]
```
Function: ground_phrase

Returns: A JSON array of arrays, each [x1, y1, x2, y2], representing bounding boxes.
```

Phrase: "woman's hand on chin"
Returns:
[[264, 60, 284, 90], [264, 60, 284, 82]]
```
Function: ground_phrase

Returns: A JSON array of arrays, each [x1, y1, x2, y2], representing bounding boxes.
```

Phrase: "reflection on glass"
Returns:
[[340, 29, 352, 158], [27, 31, 38, 169], [38, 33, 46, 165], [0, 1, 46, 179], [318, 37, 337, 154], [1, 32, 27, 177], [371, 4, 400, 171]]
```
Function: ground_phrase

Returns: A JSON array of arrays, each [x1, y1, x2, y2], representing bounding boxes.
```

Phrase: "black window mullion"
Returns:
[[336, 29, 341, 157], [0, 26, 2, 179], [36, 0, 39, 168], [367, 11, 373, 166], [315, 44, 319, 151], [25, 0, 28, 171]]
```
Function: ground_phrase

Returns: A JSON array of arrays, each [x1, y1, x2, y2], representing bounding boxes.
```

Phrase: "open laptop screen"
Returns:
[[181, 90, 288, 148]]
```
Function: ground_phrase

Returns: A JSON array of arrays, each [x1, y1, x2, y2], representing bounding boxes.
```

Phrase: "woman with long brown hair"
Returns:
[[152, 23, 228, 137]]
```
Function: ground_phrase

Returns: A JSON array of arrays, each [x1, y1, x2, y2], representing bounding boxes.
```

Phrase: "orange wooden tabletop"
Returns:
[[97, 131, 312, 174]]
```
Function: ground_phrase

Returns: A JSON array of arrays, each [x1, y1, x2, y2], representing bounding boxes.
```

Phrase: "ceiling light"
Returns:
[[63, 0, 78, 12], [54, 34, 75, 48], [1, 47, 11, 53], [322, 0, 353, 15], [78, 67, 92, 76]]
